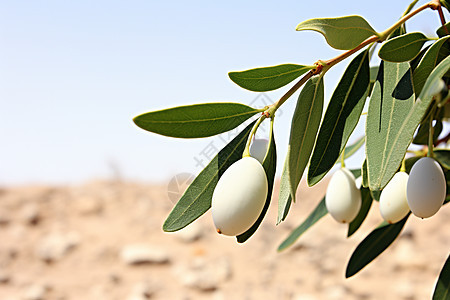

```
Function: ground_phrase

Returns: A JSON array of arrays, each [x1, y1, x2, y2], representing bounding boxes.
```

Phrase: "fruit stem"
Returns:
[[400, 157, 406, 173], [262, 116, 275, 162], [265, 0, 437, 115], [243, 114, 267, 158], [341, 147, 346, 168]]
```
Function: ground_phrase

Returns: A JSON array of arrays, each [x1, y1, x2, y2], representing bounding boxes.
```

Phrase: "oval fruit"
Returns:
[[325, 168, 361, 223], [379, 172, 410, 223], [211, 156, 268, 236], [407, 157, 446, 218], [249, 138, 269, 163]]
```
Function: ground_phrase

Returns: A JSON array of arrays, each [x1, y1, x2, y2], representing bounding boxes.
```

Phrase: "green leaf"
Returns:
[[388, 0, 419, 39], [277, 165, 292, 225], [237, 125, 277, 243], [348, 188, 373, 237], [378, 32, 430, 62], [413, 112, 443, 145], [435, 149, 450, 170], [433, 254, 450, 300], [134, 103, 260, 138], [437, 22, 450, 38], [162, 121, 255, 232], [296, 16, 377, 50], [228, 64, 315, 92], [278, 197, 327, 251], [284, 75, 324, 201], [362, 160, 369, 188], [441, 0, 450, 14], [413, 36, 450, 96], [349, 168, 362, 179], [366, 61, 415, 191], [368, 66, 379, 96], [308, 50, 370, 186], [342, 136, 365, 161], [346, 215, 409, 278]]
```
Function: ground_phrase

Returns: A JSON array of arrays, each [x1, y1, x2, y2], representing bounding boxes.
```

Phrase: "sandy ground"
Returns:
[[0, 178, 448, 300]]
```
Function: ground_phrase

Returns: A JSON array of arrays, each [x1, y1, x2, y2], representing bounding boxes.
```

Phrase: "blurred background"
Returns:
[[0, 1, 449, 299]]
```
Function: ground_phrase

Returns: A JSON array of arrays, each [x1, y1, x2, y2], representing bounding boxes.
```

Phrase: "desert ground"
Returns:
[[0, 178, 448, 300]]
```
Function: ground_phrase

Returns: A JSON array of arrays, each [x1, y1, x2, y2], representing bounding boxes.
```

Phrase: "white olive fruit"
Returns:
[[325, 168, 361, 223], [407, 157, 446, 218], [249, 138, 269, 164], [379, 172, 410, 224], [211, 156, 268, 236]]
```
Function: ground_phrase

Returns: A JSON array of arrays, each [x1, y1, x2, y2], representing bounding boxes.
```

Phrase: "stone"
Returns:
[[121, 245, 170, 265], [0, 270, 10, 284], [36, 231, 80, 262], [21, 204, 41, 225], [23, 284, 49, 300], [76, 196, 103, 215], [126, 281, 156, 300], [173, 257, 231, 291]]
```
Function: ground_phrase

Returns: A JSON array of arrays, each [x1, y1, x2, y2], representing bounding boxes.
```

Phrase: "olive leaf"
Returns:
[[346, 215, 409, 278], [134, 103, 261, 138], [162, 121, 256, 232], [237, 124, 277, 243], [296, 16, 377, 50], [308, 50, 370, 186], [413, 36, 450, 96], [378, 32, 430, 62], [433, 255, 450, 300], [367, 56, 450, 191], [366, 61, 415, 191], [229, 64, 315, 92], [277, 75, 324, 224], [348, 188, 373, 237], [277, 196, 327, 251]]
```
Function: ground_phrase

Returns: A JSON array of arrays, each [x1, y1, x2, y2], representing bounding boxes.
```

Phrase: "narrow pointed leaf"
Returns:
[[434, 149, 450, 170], [162, 121, 255, 231], [308, 50, 370, 186], [296, 16, 377, 50], [366, 61, 415, 191], [370, 56, 450, 191], [441, 0, 450, 13], [278, 196, 327, 251], [437, 22, 450, 37], [348, 188, 373, 237], [277, 164, 292, 225], [378, 32, 430, 62], [237, 126, 277, 243], [388, 0, 419, 39], [413, 36, 450, 96], [284, 75, 324, 201], [342, 136, 365, 161], [134, 103, 260, 138], [362, 160, 369, 188], [229, 64, 315, 92], [433, 255, 450, 300], [346, 215, 409, 278]]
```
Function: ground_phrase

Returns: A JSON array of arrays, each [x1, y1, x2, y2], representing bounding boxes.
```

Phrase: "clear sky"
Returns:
[[1, 0, 447, 185]]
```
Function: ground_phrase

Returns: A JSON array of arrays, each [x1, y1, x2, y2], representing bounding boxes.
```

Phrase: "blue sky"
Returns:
[[0, 1, 447, 185]]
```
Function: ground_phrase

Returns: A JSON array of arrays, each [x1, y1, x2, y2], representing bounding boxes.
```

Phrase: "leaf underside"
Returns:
[[277, 75, 324, 224]]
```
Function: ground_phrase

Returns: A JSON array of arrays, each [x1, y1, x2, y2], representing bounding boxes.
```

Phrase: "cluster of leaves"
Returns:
[[134, 0, 450, 298]]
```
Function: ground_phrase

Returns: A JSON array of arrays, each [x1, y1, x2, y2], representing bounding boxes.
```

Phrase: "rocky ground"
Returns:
[[0, 178, 448, 300]]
